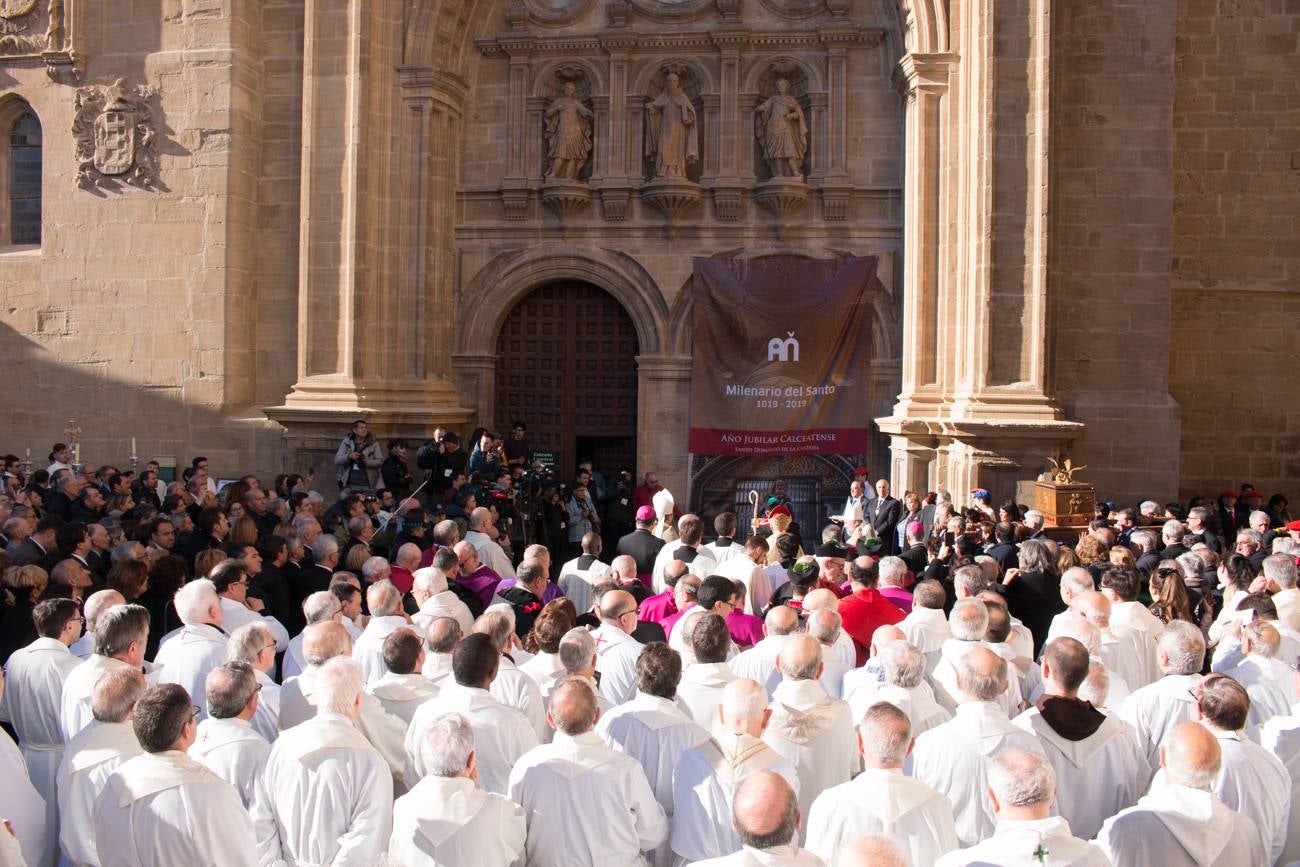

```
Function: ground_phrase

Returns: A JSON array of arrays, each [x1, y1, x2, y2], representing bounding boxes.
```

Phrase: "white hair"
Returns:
[[309, 657, 364, 716], [1263, 554, 1298, 590], [83, 589, 125, 632], [949, 598, 989, 641], [881, 641, 926, 689], [225, 622, 272, 665], [366, 580, 403, 617], [558, 627, 595, 674], [361, 557, 390, 581], [722, 678, 768, 724], [807, 608, 842, 645], [303, 590, 341, 624], [413, 567, 448, 594], [311, 535, 339, 561], [420, 712, 475, 778], [1078, 660, 1109, 707], [174, 579, 219, 625], [877, 557, 908, 588], [858, 702, 911, 765], [1023, 510, 1044, 529], [955, 651, 1007, 702], [987, 749, 1056, 807], [1243, 621, 1281, 659], [1057, 617, 1101, 656], [1162, 519, 1185, 542], [1061, 567, 1095, 597], [1158, 620, 1206, 675]]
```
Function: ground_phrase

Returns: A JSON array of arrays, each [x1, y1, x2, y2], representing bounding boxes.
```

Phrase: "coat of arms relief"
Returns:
[[0, 0, 77, 78], [72, 78, 161, 190]]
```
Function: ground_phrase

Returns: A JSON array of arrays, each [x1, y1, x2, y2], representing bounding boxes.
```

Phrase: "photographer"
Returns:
[[417, 429, 467, 501], [380, 438, 413, 501], [604, 469, 635, 550], [333, 420, 382, 492], [503, 421, 531, 468], [565, 483, 599, 560]]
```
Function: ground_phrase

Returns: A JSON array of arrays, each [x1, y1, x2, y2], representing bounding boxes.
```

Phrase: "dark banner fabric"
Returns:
[[688, 255, 879, 456]]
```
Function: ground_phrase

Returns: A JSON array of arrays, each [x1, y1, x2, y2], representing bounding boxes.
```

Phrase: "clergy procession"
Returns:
[[2, 451, 1300, 867]]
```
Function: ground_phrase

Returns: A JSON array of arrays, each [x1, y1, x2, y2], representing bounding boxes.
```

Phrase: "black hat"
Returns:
[[814, 541, 848, 558]]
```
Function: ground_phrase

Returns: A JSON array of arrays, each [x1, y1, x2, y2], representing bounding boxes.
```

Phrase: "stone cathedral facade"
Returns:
[[0, 0, 1295, 503]]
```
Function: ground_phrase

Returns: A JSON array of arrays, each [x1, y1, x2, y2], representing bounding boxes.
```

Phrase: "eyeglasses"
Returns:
[[190, 705, 202, 722], [263, 642, 277, 652], [616, 608, 637, 620]]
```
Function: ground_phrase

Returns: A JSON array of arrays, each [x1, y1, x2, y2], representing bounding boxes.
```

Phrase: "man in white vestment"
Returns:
[[805, 608, 851, 697], [540, 628, 613, 740], [597, 642, 711, 866], [911, 647, 1046, 847], [253, 658, 393, 867], [761, 635, 856, 815], [935, 749, 1111, 866], [278, 621, 408, 780], [1220, 620, 1295, 736], [731, 606, 800, 698], [669, 576, 741, 662], [509, 677, 667, 867], [652, 514, 719, 593], [898, 580, 950, 672], [931, 599, 1022, 718], [1119, 620, 1206, 770], [282, 590, 342, 680], [366, 627, 439, 724], [702, 513, 747, 567], [1260, 678, 1300, 866], [1070, 591, 1148, 699], [406, 632, 538, 794], [841, 624, 907, 710], [560, 532, 613, 616], [694, 771, 825, 867], [1101, 566, 1164, 688], [422, 615, 460, 683], [60, 604, 151, 741], [1, 598, 82, 860], [0, 664, 51, 867], [476, 608, 548, 739], [189, 661, 270, 812], [856, 639, 950, 738], [69, 590, 123, 660], [465, 506, 517, 579], [677, 613, 738, 731], [1011, 637, 1148, 839], [153, 579, 228, 720], [591, 589, 647, 705], [1045, 567, 1096, 642], [56, 668, 144, 867], [350, 579, 409, 685], [389, 711, 526, 866], [1180, 674, 1291, 863], [714, 537, 775, 616], [806, 702, 958, 866], [93, 683, 257, 867], [671, 678, 801, 864], [1043, 618, 1132, 709], [1094, 720, 1266, 867], [410, 564, 475, 637], [225, 621, 281, 742], [209, 559, 290, 652]]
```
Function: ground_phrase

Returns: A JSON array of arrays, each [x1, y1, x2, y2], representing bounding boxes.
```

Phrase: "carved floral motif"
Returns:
[[72, 78, 161, 190]]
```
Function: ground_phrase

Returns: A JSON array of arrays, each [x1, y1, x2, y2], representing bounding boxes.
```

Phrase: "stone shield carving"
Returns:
[[0, 0, 39, 19], [72, 78, 160, 190]]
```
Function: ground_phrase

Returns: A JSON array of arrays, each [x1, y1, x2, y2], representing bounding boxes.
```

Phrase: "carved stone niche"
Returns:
[[641, 63, 705, 235], [752, 62, 810, 230], [539, 66, 595, 226]]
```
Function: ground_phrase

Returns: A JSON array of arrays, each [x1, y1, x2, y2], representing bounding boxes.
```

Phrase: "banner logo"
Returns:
[[767, 332, 800, 363]]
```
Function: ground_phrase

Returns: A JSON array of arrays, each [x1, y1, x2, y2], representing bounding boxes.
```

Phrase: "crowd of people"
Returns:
[[0, 433, 1297, 866]]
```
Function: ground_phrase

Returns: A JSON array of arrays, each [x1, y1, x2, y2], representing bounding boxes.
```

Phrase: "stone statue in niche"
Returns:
[[755, 78, 807, 179], [645, 71, 698, 180], [544, 81, 593, 181]]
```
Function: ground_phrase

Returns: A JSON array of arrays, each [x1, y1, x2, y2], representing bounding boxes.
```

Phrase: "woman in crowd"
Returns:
[[1001, 539, 1064, 657], [141, 554, 188, 659], [0, 565, 46, 665], [106, 559, 149, 602]]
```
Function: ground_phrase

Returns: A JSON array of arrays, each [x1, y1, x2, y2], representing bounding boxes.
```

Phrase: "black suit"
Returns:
[[292, 563, 336, 609], [44, 492, 73, 520], [8, 537, 48, 567], [867, 496, 903, 555], [899, 543, 928, 578], [616, 529, 666, 577]]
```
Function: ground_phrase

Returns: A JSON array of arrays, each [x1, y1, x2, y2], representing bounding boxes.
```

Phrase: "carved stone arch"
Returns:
[[530, 59, 607, 97], [629, 58, 718, 99], [740, 54, 825, 94], [896, 0, 949, 55], [457, 246, 671, 357]]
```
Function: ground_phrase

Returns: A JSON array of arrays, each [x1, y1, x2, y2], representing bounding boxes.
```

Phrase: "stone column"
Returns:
[[636, 355, 693, 496]]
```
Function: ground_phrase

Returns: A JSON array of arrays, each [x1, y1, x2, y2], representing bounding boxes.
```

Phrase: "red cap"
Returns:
[[1286, 519, 1300, 533], [853, 467, 870, 477], [1241, 489, 1263, 499], [768, 505, 792, 519], [1219, 491, 1239, 500]]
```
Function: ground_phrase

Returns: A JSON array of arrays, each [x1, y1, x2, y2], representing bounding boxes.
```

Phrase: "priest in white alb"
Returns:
[[93, 683, 257, 867], [388, 710, 527, 867], [508, 676, 667, 867], [422, 615, 460, 683], [910, 647, 1046, 846], [898, 580, 950, 673], [188, 661, 271, 811], [858, 640, 950, 739], [558, 532, 612, 616], [350, 579, 410, 685], [69, 590, 124, 660], [597, 642, 710, 866], [701, 513, 747, 566], [805, 702, 958, 866], [1261, 678, 1300, 866], [1118, 620, 1206, 770], [1, 597, 83, 857], [366, 627, 440, 724], [693, 771, 826, 867], [1011, 637, 1148, 839], [589, 589, 646, 705], [935, 750, 1111, 866], [761, 635, 856, 815], [56, 668, 144, 867], [209, 559, 290, 652], [677, 612, 738, 731], [153, 579, 228, 720], [731, 606, 801, 697], [0, 663, 52, 867], [282, 590, 342, 680], [1070, 590, 1149, 699], [651, 515, 719, 593], [1101, 566, 1164, 688], [60, 604, 152, 741], [1220, 620, 1295, 736], [405, 632, 538, 794], [931, 599, 1022, 718], [713, 536, 775, 616], [410, 565, 475, 637], [253, 657, 393, 866], [1094, 720, 1266, 866], [476, 608, 548, 739], [224, 621, 281, 741]]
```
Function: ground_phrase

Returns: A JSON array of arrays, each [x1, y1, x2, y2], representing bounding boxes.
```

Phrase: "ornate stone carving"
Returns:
[[642, 178, 703, 237], [645, 68, 699, 180], [0, 0, 80, 78], [755, 77, 807, 179], [72, 78, 161, 191], [599, 188, 630, 221], [544, 79, 592, 181], [713, 186, 744, 221]]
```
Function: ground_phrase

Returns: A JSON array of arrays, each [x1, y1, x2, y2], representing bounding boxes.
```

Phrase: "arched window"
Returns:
[[8, 112, 42, 245]]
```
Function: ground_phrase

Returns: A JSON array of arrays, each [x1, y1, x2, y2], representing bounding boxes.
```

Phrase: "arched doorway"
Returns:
[[494, 282, 640, 484]]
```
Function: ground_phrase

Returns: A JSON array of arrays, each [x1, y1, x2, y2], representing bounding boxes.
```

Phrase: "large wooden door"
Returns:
[[495, 282, 639, 483]]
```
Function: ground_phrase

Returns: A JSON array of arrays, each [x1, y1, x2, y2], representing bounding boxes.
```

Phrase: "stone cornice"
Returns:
[[477, 26, 884, 58]]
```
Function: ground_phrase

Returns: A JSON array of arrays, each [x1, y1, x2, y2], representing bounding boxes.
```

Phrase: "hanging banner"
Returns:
[[688, 255, 878, 456]]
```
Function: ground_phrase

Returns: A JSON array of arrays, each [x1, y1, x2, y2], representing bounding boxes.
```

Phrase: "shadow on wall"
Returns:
[[0, 319, 280, 473]]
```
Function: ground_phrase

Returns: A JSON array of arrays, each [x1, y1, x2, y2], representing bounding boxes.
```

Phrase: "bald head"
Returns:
[[732, 771, 799, 851], [1041, 637, 1090, 696], [610, 554, 637, 580], [778, 634, 823, 681], [1162, 720, 1222, 790], [548, 676, 599, 735], [1072, 590, 1111, 627], [303, 621, 351, 667], [395, 543, 421, 569], [955, 646, 1008, 702], [721, 678, 770, 737], [801, 588, 838, 612], [84, 588, 126, 632], [91, 667, 147, 723], [598, 589, 637, 633], [869, 624, 906, 657], [950, 598, 990, 642], [764, 605, 799, 637]]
